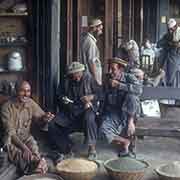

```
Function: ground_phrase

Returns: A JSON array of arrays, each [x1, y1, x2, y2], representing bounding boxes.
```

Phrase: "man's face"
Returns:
[[94, 24, 103, 36], [109, 63, 123, 77], [17, 82, 31, 103], [71, 71, 83, 82], [169, 25, 177, 33]]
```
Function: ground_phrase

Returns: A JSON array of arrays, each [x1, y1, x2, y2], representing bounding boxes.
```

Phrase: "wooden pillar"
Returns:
[[67, 0, 73, 65], [50, 0, 60, 110], [105, 0, 114, 59]]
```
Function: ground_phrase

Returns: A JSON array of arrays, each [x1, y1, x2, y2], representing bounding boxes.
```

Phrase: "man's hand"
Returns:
[[22, 145, 33, 162], [127, 119, 135, 136], [80, 95, 94, 104], [110, 79, 120, 88], [43, 112, 55, 122]]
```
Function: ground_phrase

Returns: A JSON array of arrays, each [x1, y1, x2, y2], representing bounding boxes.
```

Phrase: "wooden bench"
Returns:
[[136, 86, 180, 138], [136, 118, 180, 137]]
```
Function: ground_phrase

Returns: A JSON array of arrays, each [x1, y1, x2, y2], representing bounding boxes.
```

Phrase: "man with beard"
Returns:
[[79, 18, 103, 85], [48, 62, 100, 161], [100, 57, 143, 157], [1, 81, 54, 175]]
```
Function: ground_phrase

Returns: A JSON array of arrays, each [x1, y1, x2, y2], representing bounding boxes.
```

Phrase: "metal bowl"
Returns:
[[17, 173, 64, 180], [155, 161, 180, 180]]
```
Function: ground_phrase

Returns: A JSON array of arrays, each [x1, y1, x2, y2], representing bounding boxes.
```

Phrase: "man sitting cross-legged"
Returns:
[[1, 81, 55, 175], [48, 61, 101, 162]]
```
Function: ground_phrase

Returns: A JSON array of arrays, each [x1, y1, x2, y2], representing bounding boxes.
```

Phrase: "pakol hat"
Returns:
[[108, 57, 128, 67], [167, 18, 177, 29], [67, 62, 85, 74], [88, 18, 102, 27]]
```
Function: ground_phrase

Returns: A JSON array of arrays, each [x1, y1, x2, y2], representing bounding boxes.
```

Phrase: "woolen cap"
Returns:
[[108, 57, 128, 67], [67, 61, 85, 74], [88, 18, 102, 27]]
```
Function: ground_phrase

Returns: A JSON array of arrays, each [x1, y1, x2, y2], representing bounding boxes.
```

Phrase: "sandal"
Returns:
[[88, 150, 97, 161], [118, 150, 130, 157]]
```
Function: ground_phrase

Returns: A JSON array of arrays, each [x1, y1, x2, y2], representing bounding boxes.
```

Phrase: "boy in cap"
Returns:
[[79, 18, 103, 85], [48, 62, 101, 161], [157, 18, 180, 87], [100, 57, 143, 157]]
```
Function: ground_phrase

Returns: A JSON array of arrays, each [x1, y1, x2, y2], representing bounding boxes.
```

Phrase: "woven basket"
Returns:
[[104, 158, 149, 180], [56, 158, 98, 180], [155, 165, 180, 180], [57, 170, 97, 180]]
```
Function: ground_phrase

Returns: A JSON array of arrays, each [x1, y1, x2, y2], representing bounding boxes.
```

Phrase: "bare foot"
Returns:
[[35, 158, 48, 174]]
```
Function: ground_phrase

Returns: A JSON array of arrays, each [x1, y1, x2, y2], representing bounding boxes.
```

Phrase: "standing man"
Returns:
[[1, 81, 54, 175], [80, 18, 103, 85], [157, 18, 180, 87], [48, 62, 100, 161]]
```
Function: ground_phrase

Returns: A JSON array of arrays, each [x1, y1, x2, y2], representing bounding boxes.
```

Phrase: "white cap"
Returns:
[[167, 18, 176, 29]]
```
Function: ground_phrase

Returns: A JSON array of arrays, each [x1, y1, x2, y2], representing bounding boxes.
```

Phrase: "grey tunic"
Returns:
[[79, 32, 102, 85], [1, 98, 45, 173], [100, 72, 142, 143]]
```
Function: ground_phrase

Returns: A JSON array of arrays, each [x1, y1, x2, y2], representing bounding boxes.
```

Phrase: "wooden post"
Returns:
[[104, 0, 114, 72], [67, 0, 73, 65]]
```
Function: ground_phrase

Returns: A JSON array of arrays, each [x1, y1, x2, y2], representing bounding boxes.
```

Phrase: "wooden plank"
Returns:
[[141, 86, 180, 100], [137, 118, 180, 129], [105, 0, 113, 59], [136, 127, 180, 137], [136, 117, 180, 137], [67, 0, 73, 65]]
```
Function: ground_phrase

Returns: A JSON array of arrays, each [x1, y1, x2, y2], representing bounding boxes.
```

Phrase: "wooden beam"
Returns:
[[136, 128, 180, 137], [136, 118, 180, 137], [67, 0, 73, 65], [141, 86, 180, 100], [105, 0, 113, 59]]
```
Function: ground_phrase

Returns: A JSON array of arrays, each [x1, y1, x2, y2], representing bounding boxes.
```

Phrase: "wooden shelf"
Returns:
[[0, 42, 28, 47], [0, 12, 28, 17], [0, 70, 26, 73]]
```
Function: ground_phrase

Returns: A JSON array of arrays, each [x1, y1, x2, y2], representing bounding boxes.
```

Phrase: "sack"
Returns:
[[141, 100, 161, 117]]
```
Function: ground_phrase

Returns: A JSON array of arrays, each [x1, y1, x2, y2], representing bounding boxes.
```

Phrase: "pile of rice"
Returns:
[[158, 161, 180, 177], [56, 158, 98, 173], [105, 157, 148, 172]]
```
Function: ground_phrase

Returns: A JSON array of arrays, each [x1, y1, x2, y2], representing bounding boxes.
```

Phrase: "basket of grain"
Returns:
[[56, 158, 98, 180], [155, 161, 180, 180], [104, 157, 149, 180]]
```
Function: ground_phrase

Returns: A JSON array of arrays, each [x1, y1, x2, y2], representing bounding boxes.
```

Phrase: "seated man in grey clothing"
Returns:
[[100, 57, 143, 157], [48, 62, 101, 162]]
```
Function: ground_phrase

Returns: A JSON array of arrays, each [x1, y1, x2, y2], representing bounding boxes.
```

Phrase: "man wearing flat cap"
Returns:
[[48, 62, 101, 161], [100, 57, 143, 157], [79, 18, 103, 85], [157, 18, 180, 88]]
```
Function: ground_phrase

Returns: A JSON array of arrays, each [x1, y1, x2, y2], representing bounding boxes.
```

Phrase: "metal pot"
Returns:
[[8, 51, 23, 71]]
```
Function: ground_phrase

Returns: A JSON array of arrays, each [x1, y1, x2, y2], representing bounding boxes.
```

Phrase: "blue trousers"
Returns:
[[48, 109, 97, 154]]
